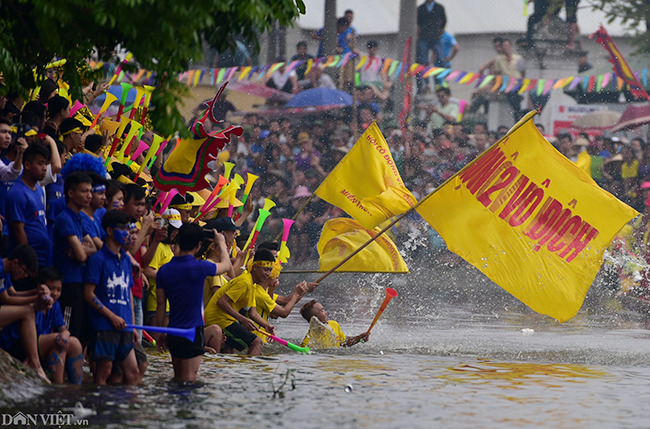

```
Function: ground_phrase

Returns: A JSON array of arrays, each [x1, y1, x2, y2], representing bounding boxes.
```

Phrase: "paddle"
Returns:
[[366, 287, 398, 335], [125, 324, 195, 342], [256, 330, 310, 354]]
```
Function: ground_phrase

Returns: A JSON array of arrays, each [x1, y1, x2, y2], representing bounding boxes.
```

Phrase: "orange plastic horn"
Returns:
[[366, 287, 398, 335]]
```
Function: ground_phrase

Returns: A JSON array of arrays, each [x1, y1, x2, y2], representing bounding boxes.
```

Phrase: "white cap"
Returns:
[[162, 208, 183, 228]]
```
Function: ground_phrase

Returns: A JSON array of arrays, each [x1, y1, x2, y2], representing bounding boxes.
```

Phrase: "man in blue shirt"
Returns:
[[80, 173, 108, 249], [155, 223, 231, 382], [6, 142, 51, 267], [84, 209, 139, 385], [54, 172, 97, 345]]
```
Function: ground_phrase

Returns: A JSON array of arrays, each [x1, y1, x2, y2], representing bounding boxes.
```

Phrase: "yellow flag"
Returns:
[[317, 218, 409, 273], [315, 122, 417, 230], [416, 112, 638, 322]]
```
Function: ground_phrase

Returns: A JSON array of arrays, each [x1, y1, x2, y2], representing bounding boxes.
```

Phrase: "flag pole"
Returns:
[[272, 193, 317, 242], [314, 111, 538, 284]]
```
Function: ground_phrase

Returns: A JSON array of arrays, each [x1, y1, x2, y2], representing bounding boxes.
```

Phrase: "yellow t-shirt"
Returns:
[[146, 243, 174, 312], [253, 285, 278, 342], [301, 320, 346, 348], [622, 159, 639, 179], [204, 271, 256, 329], [203, 268, 226, 309]]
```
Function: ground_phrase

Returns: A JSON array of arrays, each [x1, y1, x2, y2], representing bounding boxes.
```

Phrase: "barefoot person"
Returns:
[[155, 223, 231, 382]]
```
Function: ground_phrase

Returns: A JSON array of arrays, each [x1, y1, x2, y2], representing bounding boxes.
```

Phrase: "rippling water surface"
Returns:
[[4, 262, 650, 428]]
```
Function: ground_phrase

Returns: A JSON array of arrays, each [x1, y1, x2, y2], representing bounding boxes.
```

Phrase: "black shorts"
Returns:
[[89, 330, 135, 362], [223, 322, 258, 351], [59, 282, 92, 345], [4, 341, 27, 363], [167, 326, 205, 359]]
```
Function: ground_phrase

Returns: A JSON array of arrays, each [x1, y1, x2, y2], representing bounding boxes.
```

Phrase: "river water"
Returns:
[[3, 260, 650, 428]]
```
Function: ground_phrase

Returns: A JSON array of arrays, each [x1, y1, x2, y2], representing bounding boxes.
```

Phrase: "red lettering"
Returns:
[[547, 215, 582, 252], [537, 208, 571, 246], [559, 224, 600, 262], [524, 198, 563, 240], [509, 186, 544, 227], [460, 148, 503, 186], [477, 166, 519, 207], [499, 175, 530, 220], [476, 161, 513, 197], [467, 154, 507, 194]]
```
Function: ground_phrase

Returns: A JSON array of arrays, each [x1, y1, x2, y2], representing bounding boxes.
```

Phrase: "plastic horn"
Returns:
[[234, 173, 259, 220], [116, 120, 143, 162], [242, 208, 272, 265], [197, 175, 228, 219], [159, 189, 179, 215], [128, 86, 146, 120], [134, 134, 164, 180], [147, 137, 170, 170], [227, 190, 237, 217], [142, 330, 156, 347], [153, 191, 167, 212], [256, 330, 310, 354], [233, 173, 245, 186], [223, 162, 235, 181], [129, 140, 150, 162], [278, 219, 295, 263], [90, 92, 118, 128], [366, 288, 399, 335], [116, 82, 133, 120], [125, 324, 195, 342], [140, 85, 155, 125], [196, 181, 240, 220], [107, 52, 133, 86], [262, 198, 276, 212], [104, 115, 130, 165]]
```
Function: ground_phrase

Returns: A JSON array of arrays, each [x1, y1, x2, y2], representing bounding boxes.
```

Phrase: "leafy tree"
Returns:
[[589, 0, 650, 53], [0, 0, 305, 136]]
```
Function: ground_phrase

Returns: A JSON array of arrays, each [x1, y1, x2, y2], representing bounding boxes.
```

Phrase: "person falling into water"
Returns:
[[300, 300, 368, 349]]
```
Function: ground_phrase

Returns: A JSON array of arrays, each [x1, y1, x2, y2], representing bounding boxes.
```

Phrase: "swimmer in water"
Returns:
[[300, 299, 369, 348]]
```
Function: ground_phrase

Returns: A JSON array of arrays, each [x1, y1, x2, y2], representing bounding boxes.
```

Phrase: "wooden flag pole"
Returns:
[[272, 192, 317, 242], [314, 111, 539, 284]]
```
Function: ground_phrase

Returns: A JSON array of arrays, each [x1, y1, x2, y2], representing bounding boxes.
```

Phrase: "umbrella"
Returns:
[[285, 88, 352, 108], [611, 104, 650, 132], [570, 110, 622, 130]]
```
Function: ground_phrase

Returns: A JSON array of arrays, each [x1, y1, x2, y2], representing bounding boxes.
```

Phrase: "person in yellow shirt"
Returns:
[[143, 209, 181, 325], [204, 249, 276, 355], [299, 300, 368, 348]]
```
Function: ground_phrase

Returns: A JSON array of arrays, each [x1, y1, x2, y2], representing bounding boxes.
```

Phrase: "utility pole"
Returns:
[[395, 0, 417, 122], [322, 0, 337, 56]]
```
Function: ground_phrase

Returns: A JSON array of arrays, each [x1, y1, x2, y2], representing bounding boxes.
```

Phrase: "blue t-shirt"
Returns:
[[338, 28, 354, 55], [0, 155, 18, 237], [84, 246, 134, 332], [437, 32, 457, 68], [5, 179, 49, 266], [80, 211, 102, 240], [157, 255, 217, 329], [0, 302, 65, 351], [94, 207, 107, 240], [53, 206, 85, 284], [0, 260, 12, 294], [45, 174, 64, 208]]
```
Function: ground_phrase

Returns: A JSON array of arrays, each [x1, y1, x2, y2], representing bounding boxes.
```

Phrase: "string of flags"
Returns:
[[88, 54, 650, 98]]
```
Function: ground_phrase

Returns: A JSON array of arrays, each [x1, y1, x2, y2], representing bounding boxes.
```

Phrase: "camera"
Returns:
[[202, 229, 215, 240]]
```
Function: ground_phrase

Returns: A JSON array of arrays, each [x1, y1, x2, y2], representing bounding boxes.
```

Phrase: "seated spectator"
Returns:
[[290, 41, 315, 81], [299, 66, 336, 90], [265, 58, 299, 94]]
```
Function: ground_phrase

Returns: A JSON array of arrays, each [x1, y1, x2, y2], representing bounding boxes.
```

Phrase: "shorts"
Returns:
[[59, 283, 92, 345], [110, 341, 148, 377], [223, 322, 258, 351], [90, 330, 135, 362], [167, 326, 205, 359]]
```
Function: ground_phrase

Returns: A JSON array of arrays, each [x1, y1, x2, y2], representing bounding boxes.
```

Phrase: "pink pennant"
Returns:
[[159, 189, 179, 215], [70, 100, 86, 117], [543, 79, 554, 95]]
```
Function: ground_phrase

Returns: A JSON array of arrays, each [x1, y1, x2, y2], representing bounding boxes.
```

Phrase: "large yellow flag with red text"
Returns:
[[317, 218, 409, 272], [416, 112, 638, 322], [315, 122, 417, 230]]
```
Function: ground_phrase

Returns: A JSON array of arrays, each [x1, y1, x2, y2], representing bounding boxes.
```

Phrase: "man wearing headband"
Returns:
[[169, 193, 193, 224], [6, 142, 51, 268], [84, 209, 139, 385], [81, 173, 108, 250], [154, 223, 231, 382], [204, 248, 277, 356], [59, 118, 87, 155]]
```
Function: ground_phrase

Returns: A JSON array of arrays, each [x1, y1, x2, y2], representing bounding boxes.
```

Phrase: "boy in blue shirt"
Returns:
[[80, 172, 107, 249], [0, 245, 52, 382], [0, 267, 83, 384], [6, 142, 51, 267], [84, 209, 139, 385], [155, 223, 231, 382], [54, 172, 97, 345]]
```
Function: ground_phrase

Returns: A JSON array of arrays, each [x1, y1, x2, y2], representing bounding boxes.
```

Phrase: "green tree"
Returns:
[[0, 0, 305, 136], [589, 1, 650, 53]]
